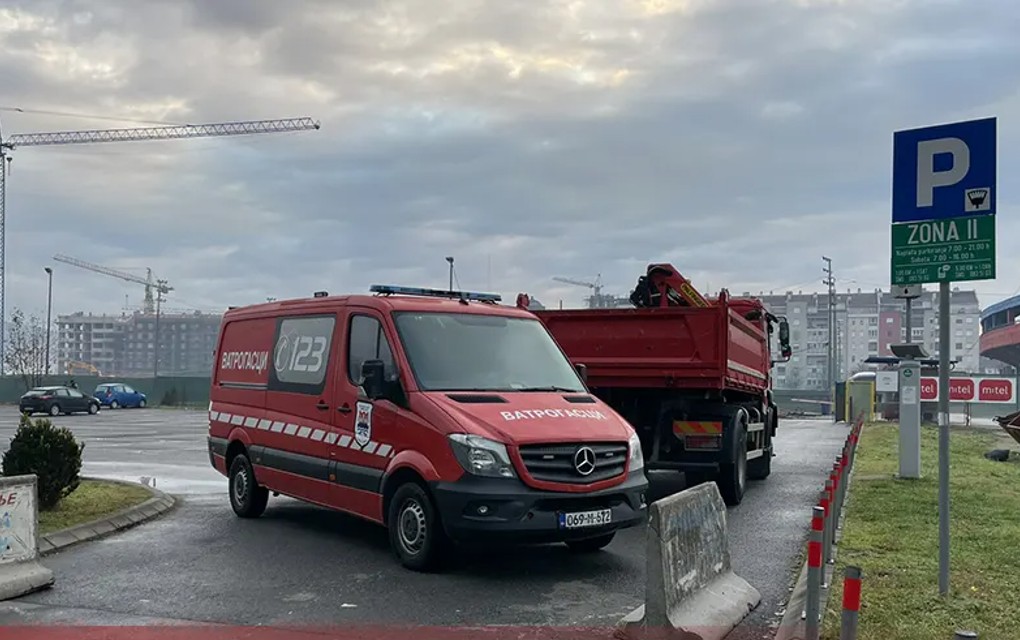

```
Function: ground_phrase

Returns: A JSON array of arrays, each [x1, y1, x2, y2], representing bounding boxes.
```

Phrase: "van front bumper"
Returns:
[[429, 470, 648, 544]]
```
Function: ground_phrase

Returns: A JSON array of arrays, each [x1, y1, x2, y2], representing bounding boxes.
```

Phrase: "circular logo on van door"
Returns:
[[573, 446, 597, 476]]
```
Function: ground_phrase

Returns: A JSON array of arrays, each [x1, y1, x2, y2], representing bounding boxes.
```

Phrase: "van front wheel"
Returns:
[[388, 482, 447, 572], [228, 453, 269, 518]]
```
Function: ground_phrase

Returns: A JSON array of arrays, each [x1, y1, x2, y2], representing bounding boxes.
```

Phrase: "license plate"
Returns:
[[558, 508, 612, 529]]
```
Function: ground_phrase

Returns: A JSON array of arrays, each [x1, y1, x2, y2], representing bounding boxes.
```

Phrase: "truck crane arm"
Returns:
[[628, 263, 711, 308], [4, 117, 320, 149]]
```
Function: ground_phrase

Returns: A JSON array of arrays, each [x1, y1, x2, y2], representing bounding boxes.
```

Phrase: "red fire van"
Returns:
[[207, 285, 648, 571]]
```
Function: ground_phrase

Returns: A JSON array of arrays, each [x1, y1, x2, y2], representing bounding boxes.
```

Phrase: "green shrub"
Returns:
[[160, 387, 180, 406], [2, 414, 85, 509]]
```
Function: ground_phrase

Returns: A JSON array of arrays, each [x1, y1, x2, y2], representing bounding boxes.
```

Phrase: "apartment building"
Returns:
[[56, 310, 222, 377], [753, 287, 981, 390]]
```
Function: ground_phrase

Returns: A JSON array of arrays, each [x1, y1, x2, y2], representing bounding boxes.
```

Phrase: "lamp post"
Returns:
[[44, 266, 53, 375], [445, 256, 454, 291]]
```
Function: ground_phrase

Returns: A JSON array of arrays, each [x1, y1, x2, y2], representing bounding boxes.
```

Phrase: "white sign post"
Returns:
[[0, 474, 55, 600]]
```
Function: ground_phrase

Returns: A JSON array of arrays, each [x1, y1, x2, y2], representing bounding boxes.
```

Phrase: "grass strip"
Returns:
[[821, 423, 1020, 640], [38, 478, 152, 535]]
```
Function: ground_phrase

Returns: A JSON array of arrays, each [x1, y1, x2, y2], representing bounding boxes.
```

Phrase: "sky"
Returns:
[[2, 0, 1020, 321]]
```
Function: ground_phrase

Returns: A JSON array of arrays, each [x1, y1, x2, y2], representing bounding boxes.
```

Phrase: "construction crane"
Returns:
[[0, 115, 320, 372], [52, 254, 172, 314], [553, 275, 606, 308]]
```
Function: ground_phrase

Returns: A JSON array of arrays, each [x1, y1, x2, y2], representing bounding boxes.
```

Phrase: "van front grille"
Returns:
[[517, 441, 628, 484]]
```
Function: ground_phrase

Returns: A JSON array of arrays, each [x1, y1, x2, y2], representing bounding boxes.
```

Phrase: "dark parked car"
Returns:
[[20, 386, 101, 416]]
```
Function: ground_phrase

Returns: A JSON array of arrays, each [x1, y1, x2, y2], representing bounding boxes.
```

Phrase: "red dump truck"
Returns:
[[519, 264, 792, 506]]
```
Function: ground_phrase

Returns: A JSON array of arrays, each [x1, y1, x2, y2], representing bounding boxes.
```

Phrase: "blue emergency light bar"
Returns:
[[369, 284, 502, 303]]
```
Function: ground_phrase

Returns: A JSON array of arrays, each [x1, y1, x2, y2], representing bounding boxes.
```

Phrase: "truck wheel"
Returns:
[[717, 418, 747, 506], [388, 482, 448, 573], [228, 453, 269, 518], [565, 532, 616, 553]]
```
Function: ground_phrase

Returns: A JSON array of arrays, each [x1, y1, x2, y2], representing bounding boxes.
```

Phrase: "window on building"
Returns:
[[956, 343, 964, 350]]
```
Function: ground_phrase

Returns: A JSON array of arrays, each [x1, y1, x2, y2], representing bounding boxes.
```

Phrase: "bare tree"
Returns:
[[4, 308, 47, 391]]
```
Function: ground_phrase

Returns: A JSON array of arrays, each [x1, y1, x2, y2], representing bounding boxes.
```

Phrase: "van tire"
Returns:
[[228, 454, 269, 518], [717, 416, 747, 506], [387, 482, 447, 572], [565, 532, 616, 553]]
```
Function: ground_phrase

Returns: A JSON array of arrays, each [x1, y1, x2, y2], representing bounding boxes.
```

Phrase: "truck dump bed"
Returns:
[[534, 298, 770, 394]]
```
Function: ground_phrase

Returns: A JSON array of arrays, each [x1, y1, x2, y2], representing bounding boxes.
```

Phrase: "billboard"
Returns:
[[919, 376, 1016, 403]]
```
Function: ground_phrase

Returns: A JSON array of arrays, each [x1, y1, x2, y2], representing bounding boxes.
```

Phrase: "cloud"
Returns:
[[1, 0, 1018, 327]]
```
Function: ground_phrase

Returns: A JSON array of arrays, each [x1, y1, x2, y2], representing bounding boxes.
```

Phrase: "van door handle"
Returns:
[[316, 401, 329, 411], [337, 404, 352, 414]]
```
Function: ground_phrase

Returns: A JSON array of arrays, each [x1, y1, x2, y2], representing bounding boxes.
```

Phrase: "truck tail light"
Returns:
[[684, 435, 722, 450]]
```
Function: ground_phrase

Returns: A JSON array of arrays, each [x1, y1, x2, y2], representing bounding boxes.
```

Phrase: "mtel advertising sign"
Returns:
[[919, 377, 1015, 403]]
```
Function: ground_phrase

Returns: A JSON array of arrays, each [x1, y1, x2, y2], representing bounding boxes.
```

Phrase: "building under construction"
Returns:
[[56, 309, 222, 378]]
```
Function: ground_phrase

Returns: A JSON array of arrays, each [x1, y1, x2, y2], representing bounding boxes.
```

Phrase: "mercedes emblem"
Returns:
[[573, 446, 597, 476]]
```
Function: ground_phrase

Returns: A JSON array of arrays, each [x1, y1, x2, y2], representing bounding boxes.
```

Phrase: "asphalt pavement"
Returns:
[[0, 405, 848, 635]]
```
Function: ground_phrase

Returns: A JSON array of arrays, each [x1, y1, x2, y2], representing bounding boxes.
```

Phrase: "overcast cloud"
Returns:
[[2, 0, 1019, 320]]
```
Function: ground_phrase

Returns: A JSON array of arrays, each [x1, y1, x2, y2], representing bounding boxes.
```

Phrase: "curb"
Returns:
[[775, 453, 855, 640], [38, 477, 178, 556]]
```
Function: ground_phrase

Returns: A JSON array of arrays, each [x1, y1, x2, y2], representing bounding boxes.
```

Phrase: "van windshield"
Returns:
[[392, 312, 585, 393]]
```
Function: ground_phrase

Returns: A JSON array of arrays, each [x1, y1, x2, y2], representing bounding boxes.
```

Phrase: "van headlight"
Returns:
[[628, 431, 645, 471], [448, 434, 517, 478]]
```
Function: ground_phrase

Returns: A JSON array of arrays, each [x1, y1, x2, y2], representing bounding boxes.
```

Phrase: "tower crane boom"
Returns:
[[52, 253, 172, 315], [0, 113, 320, 372], [4, 117, 320, 149]]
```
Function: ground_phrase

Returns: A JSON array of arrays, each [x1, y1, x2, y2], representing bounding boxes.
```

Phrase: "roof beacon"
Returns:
[[369, 284, 502, 304]]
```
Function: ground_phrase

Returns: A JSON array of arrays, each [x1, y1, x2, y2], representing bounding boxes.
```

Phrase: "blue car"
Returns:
[[94, 383, 147, 409]]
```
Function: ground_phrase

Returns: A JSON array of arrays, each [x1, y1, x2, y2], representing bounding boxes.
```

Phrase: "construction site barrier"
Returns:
[[617, 482, 760, 640], [0, 474, 54, 600]]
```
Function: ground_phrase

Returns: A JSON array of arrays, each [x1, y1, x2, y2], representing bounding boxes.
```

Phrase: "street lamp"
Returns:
[[43, 266, 53, 376], [445, 256, 454, 291]]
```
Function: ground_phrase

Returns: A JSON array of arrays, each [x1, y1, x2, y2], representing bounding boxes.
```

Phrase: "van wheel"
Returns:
[[388, 482, 447, 572], [228, 454, 269, 518], [565, 532, 616, 553], [717, 417, 747, 506]]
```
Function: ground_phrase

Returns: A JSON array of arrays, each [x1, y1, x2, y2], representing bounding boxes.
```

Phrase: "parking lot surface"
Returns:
[[0, 406, 848, 633]]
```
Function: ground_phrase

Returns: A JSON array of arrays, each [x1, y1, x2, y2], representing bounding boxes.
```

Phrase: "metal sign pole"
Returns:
[[938, 280, 951, 595]]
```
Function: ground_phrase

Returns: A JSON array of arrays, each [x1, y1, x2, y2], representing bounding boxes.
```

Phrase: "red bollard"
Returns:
[[840, 566, 862, 640], [805, 506, 825, 640]]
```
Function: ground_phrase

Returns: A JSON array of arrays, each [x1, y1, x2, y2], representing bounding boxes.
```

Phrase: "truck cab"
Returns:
[[208, 285, 648, 572]]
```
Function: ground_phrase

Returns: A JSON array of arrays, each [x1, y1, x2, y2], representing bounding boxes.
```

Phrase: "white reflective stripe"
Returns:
[[210, 409, 400, 459]]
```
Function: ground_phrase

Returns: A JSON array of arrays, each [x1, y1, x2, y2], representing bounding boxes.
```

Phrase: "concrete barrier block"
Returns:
[[0, 475, 55, 600], [617, 482, 760, 640]]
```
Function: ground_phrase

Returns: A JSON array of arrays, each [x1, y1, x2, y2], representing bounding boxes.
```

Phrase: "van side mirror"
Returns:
[[360, 359, 386, 400], [575, 362, 588, 385]]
